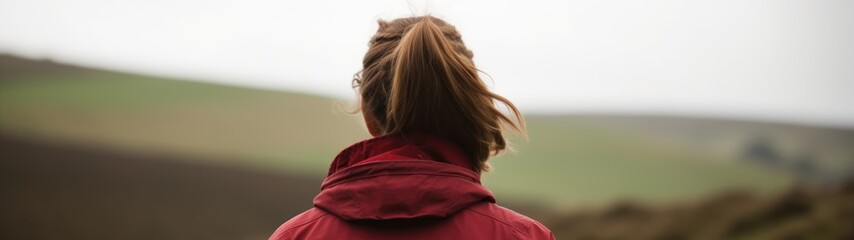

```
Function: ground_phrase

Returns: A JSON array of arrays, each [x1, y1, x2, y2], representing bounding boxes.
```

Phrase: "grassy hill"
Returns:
[[4, 54, 851, 211], [0, 55, 367, 175], [485, 115, 854, 209]]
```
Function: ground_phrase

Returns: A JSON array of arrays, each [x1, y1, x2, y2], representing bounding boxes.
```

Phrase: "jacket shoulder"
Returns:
[[465, 202, 555, 240], [269, 204, 555, 240], [268, 208, 330, 240]]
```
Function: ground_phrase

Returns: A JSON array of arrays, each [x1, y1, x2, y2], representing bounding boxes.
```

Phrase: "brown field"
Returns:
[[0, 132, 320, 240]]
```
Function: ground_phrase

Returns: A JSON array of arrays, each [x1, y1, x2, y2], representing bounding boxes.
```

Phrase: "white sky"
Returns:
[[1, 0, 852, 128]]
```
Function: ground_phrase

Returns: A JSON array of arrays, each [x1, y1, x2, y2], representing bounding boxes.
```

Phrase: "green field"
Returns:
[[5, 55, 848, 210], [486, 119, 789, 209], [0, 58, 366, 174]]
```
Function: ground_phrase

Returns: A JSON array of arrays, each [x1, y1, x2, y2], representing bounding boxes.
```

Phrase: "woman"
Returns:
[[269, 16, 554, 240]]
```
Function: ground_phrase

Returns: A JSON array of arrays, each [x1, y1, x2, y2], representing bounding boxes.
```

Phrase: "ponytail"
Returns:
[[355, 16, 525, 172]]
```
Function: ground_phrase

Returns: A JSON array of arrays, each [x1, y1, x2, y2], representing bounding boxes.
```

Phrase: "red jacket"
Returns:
[[269, 133, 554, 240]]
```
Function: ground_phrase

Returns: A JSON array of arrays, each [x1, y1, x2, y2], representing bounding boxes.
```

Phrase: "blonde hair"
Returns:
[[352, 16, 525, 172]]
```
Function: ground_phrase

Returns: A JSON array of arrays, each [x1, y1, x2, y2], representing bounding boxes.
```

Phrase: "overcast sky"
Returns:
[[1, 0, 852, 128]]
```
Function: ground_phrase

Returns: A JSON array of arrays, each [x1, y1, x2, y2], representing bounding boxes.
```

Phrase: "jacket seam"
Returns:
[[322, 172, 479, 190], [277, 210, 329, 236], [326, 160, 479, 179], [466, 206, 529, 238]]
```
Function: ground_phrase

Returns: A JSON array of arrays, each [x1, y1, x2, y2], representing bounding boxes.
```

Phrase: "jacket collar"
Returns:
[[314, 133, 494, 220], [326, 132, 475, 176]]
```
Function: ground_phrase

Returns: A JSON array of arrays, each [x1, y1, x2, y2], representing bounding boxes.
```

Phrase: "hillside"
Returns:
[[485, 115, 854, 208], [4, 120, 851, 240], [4, 54, 851, 210], [0, 54, 368, 175]]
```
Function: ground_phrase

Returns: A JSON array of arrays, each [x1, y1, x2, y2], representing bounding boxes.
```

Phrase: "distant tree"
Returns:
[[742, 137, 781, 166], [790, 152, 818, 177]]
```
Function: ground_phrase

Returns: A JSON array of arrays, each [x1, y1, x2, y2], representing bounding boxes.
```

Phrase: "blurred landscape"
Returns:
[[2, 54, 853, 239]]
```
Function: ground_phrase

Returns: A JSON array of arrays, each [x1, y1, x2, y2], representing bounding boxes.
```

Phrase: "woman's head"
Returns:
[[352, 16, 525, 172]]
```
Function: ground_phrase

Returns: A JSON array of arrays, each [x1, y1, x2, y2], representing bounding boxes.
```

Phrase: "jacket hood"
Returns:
[[313, 133, 495, 220]]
